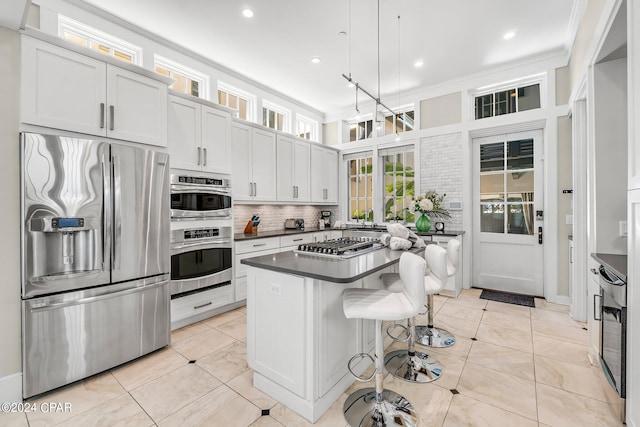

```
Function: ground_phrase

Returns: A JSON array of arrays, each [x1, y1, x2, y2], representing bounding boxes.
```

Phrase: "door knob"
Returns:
[[538, 226, 543, 244]]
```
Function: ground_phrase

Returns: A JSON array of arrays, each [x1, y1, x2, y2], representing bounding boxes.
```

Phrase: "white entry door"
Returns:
[[472, 130, 544, 296]]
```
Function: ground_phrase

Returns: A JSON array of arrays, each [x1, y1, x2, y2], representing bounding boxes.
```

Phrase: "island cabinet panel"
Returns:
[[248, 269, 306, 396], [316, 280, 360, 396]]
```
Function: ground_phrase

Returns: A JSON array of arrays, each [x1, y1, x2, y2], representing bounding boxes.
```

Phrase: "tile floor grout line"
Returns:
[[126, 390, 157, 426]]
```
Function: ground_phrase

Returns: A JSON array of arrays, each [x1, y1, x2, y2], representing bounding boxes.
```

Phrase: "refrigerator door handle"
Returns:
[[112, 155, 122, 271], [28, 280, 168, 312]]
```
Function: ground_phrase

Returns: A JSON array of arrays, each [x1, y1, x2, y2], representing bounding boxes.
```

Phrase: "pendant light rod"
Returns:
[[342, 74, 397, 117]]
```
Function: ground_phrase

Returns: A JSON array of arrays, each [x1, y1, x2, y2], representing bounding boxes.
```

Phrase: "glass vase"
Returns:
[[415, 213, 431, 233]]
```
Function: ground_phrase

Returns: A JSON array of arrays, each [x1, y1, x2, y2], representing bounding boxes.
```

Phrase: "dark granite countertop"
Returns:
[[591, 253, 627, 282], [234, 228, 328, 241], [241, 246, 423, 283]]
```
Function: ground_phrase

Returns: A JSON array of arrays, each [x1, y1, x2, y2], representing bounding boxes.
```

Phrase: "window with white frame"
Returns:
[[218, 82, 255, 121], [58, 15, 142, 65], [263, 101, 290, 132], [381, 146, 415, 222], [155, 55, 209, 99], [349, 118, 375, 142], [347, 152, 374, 221], [384, 108, 414, 136], [296, 114, 318, 141], [473, 76, 543, 120]]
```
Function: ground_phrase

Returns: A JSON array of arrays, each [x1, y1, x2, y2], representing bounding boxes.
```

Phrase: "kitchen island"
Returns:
[[242, 247, 422, 422]]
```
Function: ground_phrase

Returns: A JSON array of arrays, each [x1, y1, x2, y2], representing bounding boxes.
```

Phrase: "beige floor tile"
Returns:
[[445, 294, 488, 310], [534, 355, 609, 401], [249, 416, 285, 426], [57, 394, 153, 427], [0, 412, 29, 427], [437, 302, 485, 323], [475, 322, 533, 353], [226, 370, 278, 410], [130, 363, 221, 422], [197, 340, 249, 382], [457, 363, 537, 420], [460, 287, 483, 297], [535, 298, 569, 312], [171, 321, 212, 343], [238, 306, 248, 314], [433, 313, 480, 339], [481, 310, 532, 333], [531, 307, 586, 328], [270, 393, 348, 427], [467, 341, 534, 381], [536, 383, 622, 427], [485, 300, 532, 318], [171, 328, 237, 360], [443, 394, 537, 427], [531, 319, 589, 345], [201, 309, 245, 328], [532, 335, 591, 367], [382, 377, 453, 427], [214, 316, 247, 342], [112, 347, 188, 391], [422, 335, 474, 361], [27, 373, 126, 427], [157, 384, 261, 427]]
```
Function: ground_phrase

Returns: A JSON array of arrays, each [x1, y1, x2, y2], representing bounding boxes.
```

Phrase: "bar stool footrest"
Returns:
[[347, 353, 376, 382]]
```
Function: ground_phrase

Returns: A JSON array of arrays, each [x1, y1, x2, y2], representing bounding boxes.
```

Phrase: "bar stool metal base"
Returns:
[[384, 349, 442, 383], [343, 387, 418, 427], [415, 325, 456, 348]]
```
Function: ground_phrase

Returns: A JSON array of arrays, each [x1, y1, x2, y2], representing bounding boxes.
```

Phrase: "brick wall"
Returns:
[[420, 132, 464, 231]]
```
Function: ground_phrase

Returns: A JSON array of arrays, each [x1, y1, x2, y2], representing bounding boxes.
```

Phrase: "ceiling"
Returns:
[[78, 0, 580, 116]]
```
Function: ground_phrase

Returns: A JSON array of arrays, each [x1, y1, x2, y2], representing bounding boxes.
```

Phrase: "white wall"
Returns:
[[0, 26, 23, 402]]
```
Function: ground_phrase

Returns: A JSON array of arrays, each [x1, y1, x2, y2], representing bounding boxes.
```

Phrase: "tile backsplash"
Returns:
[[234, 205, 339, 232]]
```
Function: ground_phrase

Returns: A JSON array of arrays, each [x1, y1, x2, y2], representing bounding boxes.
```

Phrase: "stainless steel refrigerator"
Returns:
[[20, 132, 170, 398]]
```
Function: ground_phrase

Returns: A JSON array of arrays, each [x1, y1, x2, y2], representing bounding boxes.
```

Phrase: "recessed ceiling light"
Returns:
[[311, 57, 321, 64], [242, 8, 254, 18], [414, 60, 424, 68], [347, 82, 355, 88], [503, 31, 516, 40]]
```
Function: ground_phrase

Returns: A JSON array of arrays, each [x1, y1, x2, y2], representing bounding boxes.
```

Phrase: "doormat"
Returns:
[[479, 289, 535, 307]]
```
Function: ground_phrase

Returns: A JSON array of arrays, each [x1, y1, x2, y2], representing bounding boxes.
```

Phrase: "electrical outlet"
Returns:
[[269, 284, 282, 296], [565, 215, 573, 225], [620, 221, 628, 237]]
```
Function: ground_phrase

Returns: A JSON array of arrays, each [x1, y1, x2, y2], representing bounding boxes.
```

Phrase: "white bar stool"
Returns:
[[382, 244, 446, 383], [342, 252, 426, 427], [415, 238, 460, 348]]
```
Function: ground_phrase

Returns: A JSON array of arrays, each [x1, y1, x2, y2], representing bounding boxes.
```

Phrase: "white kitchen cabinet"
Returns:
[[168, 94, 231, 173], [232, 122, 277, 201], [21, 35, 168, 147], [587, 259, 601, 365], [280, 233, 315, 251], [276, 135, 311, 202], [311, 145, 338, 204], [234, 237, 281, 301]]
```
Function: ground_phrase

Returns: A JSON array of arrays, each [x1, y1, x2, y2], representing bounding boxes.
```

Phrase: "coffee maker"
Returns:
[[320, 211, 332, 228]]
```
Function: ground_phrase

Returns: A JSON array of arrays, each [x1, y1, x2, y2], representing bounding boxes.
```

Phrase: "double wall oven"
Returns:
[[170, 172, 234, 329]]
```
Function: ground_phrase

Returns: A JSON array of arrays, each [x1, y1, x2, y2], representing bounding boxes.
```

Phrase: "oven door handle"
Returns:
[[171, 240, 231, 251], [170, 185, 231, 195], [594, 294, 602, 321]]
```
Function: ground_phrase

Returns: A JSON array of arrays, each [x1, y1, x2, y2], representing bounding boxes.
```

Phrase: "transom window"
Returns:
[[296, 114, 318, 142], [347, 154, 374, 221], [474, 82, 542, 120], [58, 15, 142, 65], [349, 107, 415, 142], [479, 138, 535, 235], [263, 101, 290, 132], [349, 119, 375, 142], [384, 109, 414, 136], [381, 147, 415, 222], [218, 82, 254, 121], [155, 55, 209, 99]]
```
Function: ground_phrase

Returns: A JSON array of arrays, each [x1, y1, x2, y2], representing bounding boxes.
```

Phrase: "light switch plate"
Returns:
[[565, 215, 573, 225], [619, 221, 628, 237]]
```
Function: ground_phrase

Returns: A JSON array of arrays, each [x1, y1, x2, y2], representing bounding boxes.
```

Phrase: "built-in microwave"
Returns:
[[169, 225, 232, 296], [170, 173, 232, 219]]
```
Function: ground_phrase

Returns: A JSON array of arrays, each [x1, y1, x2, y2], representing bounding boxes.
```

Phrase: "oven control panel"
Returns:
[[184, 228, 219, 239]]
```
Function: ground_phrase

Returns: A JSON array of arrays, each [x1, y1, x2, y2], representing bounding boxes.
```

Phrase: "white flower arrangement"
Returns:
[[412, 189, 450, 218]]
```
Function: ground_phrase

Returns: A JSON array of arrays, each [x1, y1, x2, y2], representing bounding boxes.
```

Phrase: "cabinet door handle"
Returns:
[[254, 182, 257, 197], [252, 243, 266, 247], [197, 147, 201, 165], [293, 238, 303, 242], [194, 301, 213, 310], [109, 105, 115, 130], [100, 103, 105, 129], [203, 148, 207, 166]]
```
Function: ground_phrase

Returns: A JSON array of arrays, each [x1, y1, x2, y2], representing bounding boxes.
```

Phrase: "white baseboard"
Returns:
[[0, 372, 22, 402], [549, 294, 571, 305]]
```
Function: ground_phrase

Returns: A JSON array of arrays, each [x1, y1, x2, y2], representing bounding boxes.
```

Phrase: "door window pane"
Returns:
[[480, 204, 504, 233], [507, 171, 534, 194], [507, 203, 534, 235], [507, 139, 534, 170], [480, 142, 504, 172]]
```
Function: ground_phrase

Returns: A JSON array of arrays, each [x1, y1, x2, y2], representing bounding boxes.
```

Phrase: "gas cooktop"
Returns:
[[294, 237, 383, 259]]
